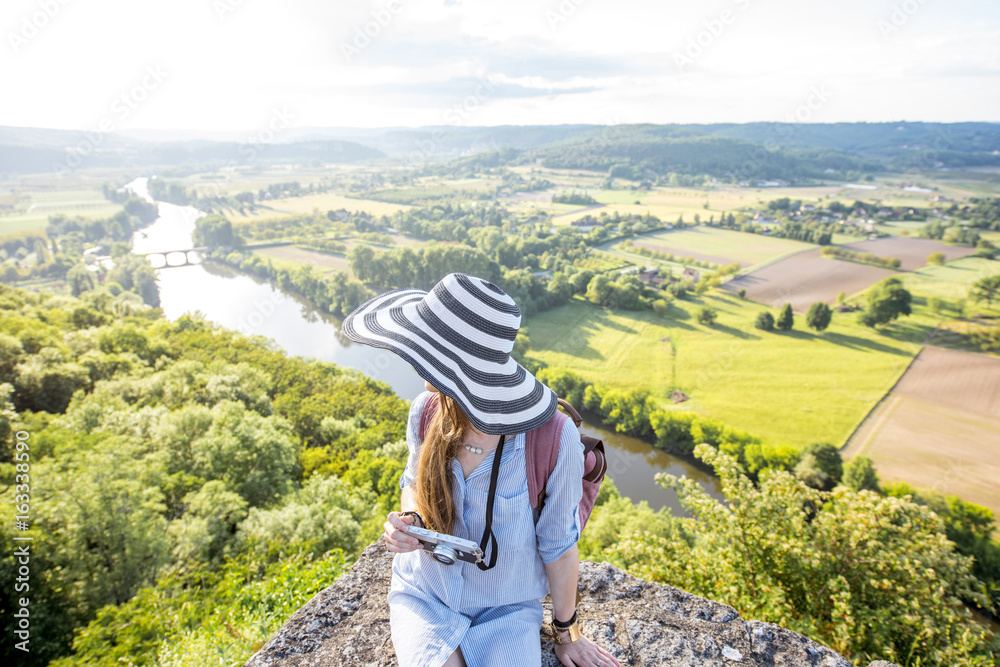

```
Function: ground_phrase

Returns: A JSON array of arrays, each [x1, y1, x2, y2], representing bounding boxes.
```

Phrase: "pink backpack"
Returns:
[[419, 394, 607, 529]]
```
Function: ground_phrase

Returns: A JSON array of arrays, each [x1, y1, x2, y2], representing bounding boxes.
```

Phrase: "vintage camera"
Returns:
[[407, 525, 483, 566]]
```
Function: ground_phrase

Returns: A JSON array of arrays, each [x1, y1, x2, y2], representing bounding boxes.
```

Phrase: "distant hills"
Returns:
[[0, 121, 998, 178]]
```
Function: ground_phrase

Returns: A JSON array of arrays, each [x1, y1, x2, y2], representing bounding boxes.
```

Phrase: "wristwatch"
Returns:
[[551, 610, 581, 644], [400, 510, 424, 528]]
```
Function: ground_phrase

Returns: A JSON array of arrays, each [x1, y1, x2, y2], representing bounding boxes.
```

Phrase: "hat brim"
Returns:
[[342, 288, 557, 435]]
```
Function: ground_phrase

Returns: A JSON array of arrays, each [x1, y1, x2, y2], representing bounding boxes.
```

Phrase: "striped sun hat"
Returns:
[[342, 273, 557, 435]]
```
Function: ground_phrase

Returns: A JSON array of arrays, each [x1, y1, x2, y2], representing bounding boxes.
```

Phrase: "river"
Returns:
[[125, 176, 719, 513]]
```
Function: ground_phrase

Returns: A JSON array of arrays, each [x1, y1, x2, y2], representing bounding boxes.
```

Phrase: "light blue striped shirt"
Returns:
[[388, 391, 584, 666]]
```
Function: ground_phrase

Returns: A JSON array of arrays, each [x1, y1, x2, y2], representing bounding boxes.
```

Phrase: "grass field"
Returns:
[[623, 227, 813, 268], [903, 257, 1000, 304], [253, 245, 354, 276], [843, 346, 1000, 516], [597, 244, 719, 277], [524, 293, 929, 449], [0, 188, 121, 234], [221, 192, 410, 222]]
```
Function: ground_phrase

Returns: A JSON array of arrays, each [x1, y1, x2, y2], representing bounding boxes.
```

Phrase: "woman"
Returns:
[[343, 273, 622, 667]]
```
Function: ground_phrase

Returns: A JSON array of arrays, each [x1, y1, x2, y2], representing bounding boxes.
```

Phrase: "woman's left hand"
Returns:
[[554, 634, 623, 667]]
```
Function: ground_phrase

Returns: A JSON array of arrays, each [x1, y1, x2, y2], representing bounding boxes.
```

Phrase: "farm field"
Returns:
[[524, 294, 927, 450], [843, 346, 1000, 516], [903, 256, 1000, 303], [546, 181, 945, 227], [597, 245, 718, 278], [253, 245, 353, 276], [835, 237, 976, 271], [222, 192, 410, 222], [723, 247, 898, 312], [625, 227, 812, 268], [0, 188, 121, 234]]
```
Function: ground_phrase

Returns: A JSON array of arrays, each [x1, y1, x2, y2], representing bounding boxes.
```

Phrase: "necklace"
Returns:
[[462, 434, 506, 455], [462, 443, 496, 455]]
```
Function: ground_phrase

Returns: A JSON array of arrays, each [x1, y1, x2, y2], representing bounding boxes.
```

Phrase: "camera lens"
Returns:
[[432, 543, 456, 565]]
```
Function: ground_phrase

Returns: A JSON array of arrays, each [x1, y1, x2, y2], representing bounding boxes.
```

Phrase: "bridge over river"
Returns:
[[141, 247, 209, 268]]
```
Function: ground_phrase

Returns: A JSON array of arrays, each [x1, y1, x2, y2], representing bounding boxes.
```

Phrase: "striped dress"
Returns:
[[389, 391, 585, 667]]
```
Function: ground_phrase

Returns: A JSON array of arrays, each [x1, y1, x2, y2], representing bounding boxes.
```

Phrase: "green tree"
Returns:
[[13, 347, 90, 413], [754, 311, 775, 331], [184, 400, 298, 506], [775, 303, 794, 331], [793, 442, 842, 490], [859, 277, 912, 327], [843, 456, 880, 492], [0, 333, 24, 383], [192, 214, 234, 247], [66, 263, 97, 297], [237, 474, 375, 555], [585, 274, 613, 306], [570, 269, 595, 294], [969, 274, 1000, 307], [611, 446, 993, 666], [348, 244, 376, 283], [697, 306, 717, 326], [805, 302, 832, 332], [927, 251, 946, 266]]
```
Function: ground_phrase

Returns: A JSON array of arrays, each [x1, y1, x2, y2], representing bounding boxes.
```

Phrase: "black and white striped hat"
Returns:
[[342, 273, 557, 435]]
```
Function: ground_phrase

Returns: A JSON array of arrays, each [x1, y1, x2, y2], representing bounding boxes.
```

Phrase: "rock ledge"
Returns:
[[245, 541, 898, 667]]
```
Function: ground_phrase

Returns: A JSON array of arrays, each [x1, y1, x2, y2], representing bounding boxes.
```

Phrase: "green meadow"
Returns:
[[623, 226, 813, 266], [524, 293, 935, 450], [902, 256, 1000, 304], [0, 187, 121, 234]]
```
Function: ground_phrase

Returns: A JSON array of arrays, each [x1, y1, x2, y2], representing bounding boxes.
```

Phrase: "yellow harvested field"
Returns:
[[253, 245, 352, 275], [224, 193, 410, 222], [843, 346, 1000, 516]]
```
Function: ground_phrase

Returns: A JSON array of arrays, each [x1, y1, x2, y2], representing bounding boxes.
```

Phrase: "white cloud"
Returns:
[[0, 0, 998, 131]]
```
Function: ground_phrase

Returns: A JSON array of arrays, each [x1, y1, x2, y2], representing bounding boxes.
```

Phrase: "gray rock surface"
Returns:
[[245, 540, 898, 667]]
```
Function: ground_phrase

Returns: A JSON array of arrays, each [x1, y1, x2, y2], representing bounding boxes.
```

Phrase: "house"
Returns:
[[682, 267, 700, 282], [638, 271, 666, 287]]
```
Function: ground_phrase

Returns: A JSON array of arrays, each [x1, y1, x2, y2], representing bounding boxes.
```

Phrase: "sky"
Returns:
[[2, 0, 999, 133]]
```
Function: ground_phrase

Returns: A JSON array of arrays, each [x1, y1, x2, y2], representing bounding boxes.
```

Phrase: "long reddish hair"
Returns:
[[414, 393, 471, 533]]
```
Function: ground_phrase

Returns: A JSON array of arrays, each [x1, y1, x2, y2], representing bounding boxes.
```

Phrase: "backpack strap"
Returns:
[[528, 399, 606, 528], [525, 404, 568, 512]]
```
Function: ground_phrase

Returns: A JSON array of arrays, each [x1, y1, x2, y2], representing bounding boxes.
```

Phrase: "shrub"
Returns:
[[805, 302, 832, 332], [843, 456, 880, 492], [776, 303, 794, 331], [927, 251, 946, 266], [697, 306, 717, 326], [754, 311, 775, 331]]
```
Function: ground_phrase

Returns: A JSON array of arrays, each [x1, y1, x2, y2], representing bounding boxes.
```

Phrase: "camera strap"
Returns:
[[475, 434, 505, 571]]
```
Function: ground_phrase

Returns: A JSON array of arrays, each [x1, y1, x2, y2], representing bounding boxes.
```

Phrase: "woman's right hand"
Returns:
[[384, 512, 421, 553]]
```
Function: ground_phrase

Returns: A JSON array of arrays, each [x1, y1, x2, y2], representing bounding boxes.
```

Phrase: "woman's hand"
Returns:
[[383, 511, 421, 553], [554, 634, 622, 667]]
